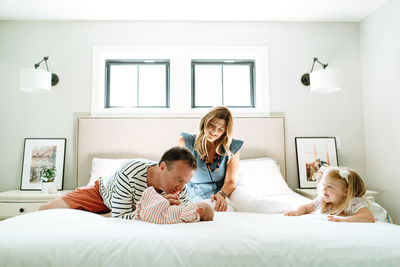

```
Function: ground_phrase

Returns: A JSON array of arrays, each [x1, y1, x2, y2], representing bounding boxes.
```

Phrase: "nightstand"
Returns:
[[0, 190, 72, 220], [292, 188, 378, 202]]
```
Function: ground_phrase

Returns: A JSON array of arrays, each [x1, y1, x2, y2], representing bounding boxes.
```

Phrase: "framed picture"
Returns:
[[295, 137, 338, 188], [20, 138, 66, 190]]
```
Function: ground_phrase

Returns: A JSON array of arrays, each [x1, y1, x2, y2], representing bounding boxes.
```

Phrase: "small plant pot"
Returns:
[[41, 182, 57, 194]]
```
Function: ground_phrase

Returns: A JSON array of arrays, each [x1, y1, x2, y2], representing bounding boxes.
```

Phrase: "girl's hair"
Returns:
[[194, 106, 234, 160], [318, 167, 366, 215]]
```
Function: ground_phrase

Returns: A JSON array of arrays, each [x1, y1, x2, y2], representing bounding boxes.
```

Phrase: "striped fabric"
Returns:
[[134, 186, 200, 224], [99, 159, 189, 220]]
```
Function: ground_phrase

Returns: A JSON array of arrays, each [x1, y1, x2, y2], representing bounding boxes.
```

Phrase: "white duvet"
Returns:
[[1, 207, 400, 267]]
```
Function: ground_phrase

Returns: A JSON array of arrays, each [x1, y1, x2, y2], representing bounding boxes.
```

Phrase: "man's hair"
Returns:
[[159, 146, 197, 170]]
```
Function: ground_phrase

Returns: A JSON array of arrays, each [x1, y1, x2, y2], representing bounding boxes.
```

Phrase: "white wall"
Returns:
[[360, 0, 400, 224], [0, 22, 365, 207]]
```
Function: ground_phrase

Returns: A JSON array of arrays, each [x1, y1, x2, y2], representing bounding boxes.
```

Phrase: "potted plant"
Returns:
[[40, 166, 57, 193]]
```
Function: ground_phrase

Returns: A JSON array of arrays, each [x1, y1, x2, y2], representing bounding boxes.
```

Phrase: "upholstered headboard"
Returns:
[[76, 117, 286, 187]]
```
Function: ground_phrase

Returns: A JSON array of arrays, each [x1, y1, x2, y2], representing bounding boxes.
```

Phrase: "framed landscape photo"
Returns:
[[20, 138, 66, 190], [295, 137, 338, 189]]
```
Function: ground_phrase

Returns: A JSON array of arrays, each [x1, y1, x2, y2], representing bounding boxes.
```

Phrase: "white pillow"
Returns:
[[88, 158, 130, 185], [238, 158, 291, 196]]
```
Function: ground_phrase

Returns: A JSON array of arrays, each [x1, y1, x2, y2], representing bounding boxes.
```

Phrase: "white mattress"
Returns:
[[1, 205, 399, 267]]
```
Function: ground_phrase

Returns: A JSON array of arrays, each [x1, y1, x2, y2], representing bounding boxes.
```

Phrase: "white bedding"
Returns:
[[1, 208, 399, 267]]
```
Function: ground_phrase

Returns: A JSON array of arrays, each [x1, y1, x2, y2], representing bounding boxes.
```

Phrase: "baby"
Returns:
[[134, 186, 214, 224]]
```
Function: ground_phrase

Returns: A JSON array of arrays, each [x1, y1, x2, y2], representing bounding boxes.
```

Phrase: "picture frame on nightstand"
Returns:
[[20, 138, 66, 191], [295, 137, 338, 189]]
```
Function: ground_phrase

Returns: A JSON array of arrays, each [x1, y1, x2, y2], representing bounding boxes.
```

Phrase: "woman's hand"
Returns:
[[164, 193, 181, 205], [211, 192, 228, 212]]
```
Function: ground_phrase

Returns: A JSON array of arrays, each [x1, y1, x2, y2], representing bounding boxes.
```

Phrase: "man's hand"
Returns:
[[164, 193, 181, 205]]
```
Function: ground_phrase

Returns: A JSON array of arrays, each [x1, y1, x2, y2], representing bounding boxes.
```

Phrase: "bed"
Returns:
[[1, 117, 399, 267]]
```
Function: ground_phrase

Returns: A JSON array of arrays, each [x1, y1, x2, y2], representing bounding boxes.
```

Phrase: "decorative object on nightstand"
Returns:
[[292, 188, 379, 202], [20, 138, 66, 191], [295, 137, 338, 189], [0, 190, 72, 220], [40, 165, 57, 193]]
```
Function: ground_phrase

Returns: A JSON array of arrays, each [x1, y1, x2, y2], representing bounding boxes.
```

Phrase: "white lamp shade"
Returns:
[[20, 69, 51, 93], [310, 68, 342, 93]]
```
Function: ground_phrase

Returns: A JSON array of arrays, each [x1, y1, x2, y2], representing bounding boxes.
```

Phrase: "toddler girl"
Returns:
[[285, 167, 389, 223], [134, 186, 214, 224]]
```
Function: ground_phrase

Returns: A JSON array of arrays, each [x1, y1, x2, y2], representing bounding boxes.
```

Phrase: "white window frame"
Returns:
[[91, 45, 269, 117]]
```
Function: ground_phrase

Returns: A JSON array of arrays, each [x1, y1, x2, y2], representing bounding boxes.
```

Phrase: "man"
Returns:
[[40, 146, 197, 220]]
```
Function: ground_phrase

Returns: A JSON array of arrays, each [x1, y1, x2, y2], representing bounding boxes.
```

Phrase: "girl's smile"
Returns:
[[321, 175, 347, 205]]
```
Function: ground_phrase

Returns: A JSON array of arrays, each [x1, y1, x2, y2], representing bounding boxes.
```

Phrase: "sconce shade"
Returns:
[[20, 69, 51, 93], [310, 68, 342, 93]]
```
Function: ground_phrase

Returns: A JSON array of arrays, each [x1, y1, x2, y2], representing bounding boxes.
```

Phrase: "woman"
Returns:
[[178, 106, 243, 211]]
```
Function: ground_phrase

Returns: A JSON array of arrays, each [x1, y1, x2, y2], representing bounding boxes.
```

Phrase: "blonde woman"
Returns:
[[178, 106, 243, 212]]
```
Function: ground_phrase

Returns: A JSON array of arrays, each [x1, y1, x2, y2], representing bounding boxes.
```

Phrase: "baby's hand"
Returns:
[[327, 215, 346, 222], [284, 210, 298, 216], [164, 193, 181, 206]]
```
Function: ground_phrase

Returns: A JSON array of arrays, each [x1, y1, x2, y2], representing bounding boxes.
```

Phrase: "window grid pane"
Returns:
[[108, 65, 138, 107], [193, 65, 222, 107], [191, 60, 255, 108], [138, 65, 168, 107], [222, 65, 252, 107], [105, 60, 169, 108]]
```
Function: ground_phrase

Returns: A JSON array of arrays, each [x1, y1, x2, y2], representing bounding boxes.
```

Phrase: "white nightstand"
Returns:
[[0, 190, 72, 220], [292, 188, 378, 202]]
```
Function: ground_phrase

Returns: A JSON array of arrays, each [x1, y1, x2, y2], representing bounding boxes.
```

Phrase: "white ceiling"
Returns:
[[0, 0, 388, 22]]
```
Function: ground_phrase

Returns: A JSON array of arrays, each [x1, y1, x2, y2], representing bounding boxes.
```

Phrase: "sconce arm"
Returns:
[[34, 56, 50, 71], [310, 57, 328, 72]]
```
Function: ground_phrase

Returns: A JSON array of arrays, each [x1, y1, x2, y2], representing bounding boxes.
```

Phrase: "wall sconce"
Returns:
[[301, 57, 341, 93], [20, 56, 59, 93]]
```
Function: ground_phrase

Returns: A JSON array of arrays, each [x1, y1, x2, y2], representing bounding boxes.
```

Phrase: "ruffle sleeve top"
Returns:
[[181, 132, 243, 202]]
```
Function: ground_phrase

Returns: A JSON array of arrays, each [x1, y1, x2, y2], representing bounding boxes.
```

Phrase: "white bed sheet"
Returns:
[[229, 188, 312, 213], [1, 208, 399, 267]]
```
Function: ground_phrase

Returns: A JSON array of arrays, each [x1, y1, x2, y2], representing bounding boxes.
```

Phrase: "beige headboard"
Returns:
[[77, 117, 286, 187]]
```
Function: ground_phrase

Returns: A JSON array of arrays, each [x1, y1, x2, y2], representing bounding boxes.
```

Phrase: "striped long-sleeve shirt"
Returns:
[[99, 159, 189, 220], [134, 186, 200, 224]]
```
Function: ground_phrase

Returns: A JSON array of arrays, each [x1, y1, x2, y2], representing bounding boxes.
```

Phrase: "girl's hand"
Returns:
[[164, 193, 181, 206], [327, 215, 346, 222], [284, 210, 299, 216], [210, 193, 228, 212]]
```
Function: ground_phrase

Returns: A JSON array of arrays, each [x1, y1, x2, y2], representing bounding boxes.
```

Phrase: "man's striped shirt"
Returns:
[[99, 159, 189, 220]]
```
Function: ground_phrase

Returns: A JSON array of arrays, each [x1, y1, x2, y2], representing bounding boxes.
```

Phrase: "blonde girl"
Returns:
[[285, 167, 375, 223], [178, 106, 243, 212]]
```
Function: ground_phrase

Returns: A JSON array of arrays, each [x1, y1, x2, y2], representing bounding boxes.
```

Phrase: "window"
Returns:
[[191, 60, 255, 108], [92, 45, 269, 116], [105, 60, 169, 108]]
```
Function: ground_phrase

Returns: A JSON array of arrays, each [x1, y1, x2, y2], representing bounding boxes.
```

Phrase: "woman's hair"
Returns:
[[318, 167, 366, 215], [194, 106, 234, 160]]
